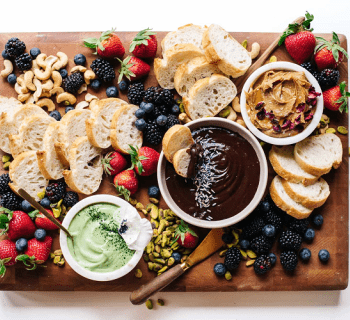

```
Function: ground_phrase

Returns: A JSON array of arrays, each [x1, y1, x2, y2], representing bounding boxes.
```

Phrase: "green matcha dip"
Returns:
[[67, 203, 135, 273]]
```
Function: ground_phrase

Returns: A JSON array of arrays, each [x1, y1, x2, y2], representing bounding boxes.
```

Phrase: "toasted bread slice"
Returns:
[[154, 44, 203, 89], [202, 24, 251, 78], [110, 104, 143, 154], [162, 125, 194, 163], [9, 151, 49, 201], [173, 148, 191, 178], [294, 133, 343, 176], [183, 74, 237, 120], [0, 96, 22, 117], [63, 136, 103, 195], [86, 98, 127, 149]]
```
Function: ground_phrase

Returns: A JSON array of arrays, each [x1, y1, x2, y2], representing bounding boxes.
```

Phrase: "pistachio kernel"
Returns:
[[52, 207, 61, 218], [157, 299, 165, 306], [129, 198, 137, 206], [135, 268, 143, 278], [337, 126, 348, 135], [240, 249, 248, 260], [269, 55, 277, 63], [225, 271, 232, 281], [247, 250, 257, 259], [3, 162, 10, 170], [50, 253, 55, 259], [57, 259, 65, 267], [246, 259, 255, 267], [326, 128, 336, 134], [145, 299, 153, 310], [168, 257, 175, 267], [37, 189, 46, 200], [149, 197, 159, 204], [219, 249, 228, 257], [2, 155, 11, 163], [54, 249, 62, 256], [241, 39, 248, 49], [218, 106, 231, 118], [53, 256, 61, 264]]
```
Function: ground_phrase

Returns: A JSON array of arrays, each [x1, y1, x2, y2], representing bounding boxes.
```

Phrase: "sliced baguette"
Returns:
[[0, 96, 22, 117], [37, 122, 67, 180], [110, 104, 143, 154], [174, 56, 224, 97], [270, 175, 313, 219], [54, 109, 91, 167], [162, 125, 194, 163], [202, 24, 251, 78], [281, 178, 330, 209], [294, 133, 343, 176], [183, 74, 237, 120], [173, 148, 191, 178], [154, 44, 204, 89], [269, 145, 319, 186], [63, 136, 103, 195], [9, 151, 49, 201], [86, 98, 127, 149]]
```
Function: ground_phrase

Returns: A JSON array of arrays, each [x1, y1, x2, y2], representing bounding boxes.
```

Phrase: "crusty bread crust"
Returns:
[[36, 150, 53, 180], [54, 142, 70, 167], [173, 148, 191, 178], [294, 151, 332, 176]]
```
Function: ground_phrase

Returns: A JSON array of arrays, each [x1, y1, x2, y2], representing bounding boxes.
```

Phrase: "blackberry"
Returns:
[[280, 251, 298, 271], [143, 121, 163, 145], [127, 83, 144, 105], [165, 114, 180, 131], [0, 191, 21, 210], [263, 210, 282, 231], [62, 191, 79, 208], [301, 62, 321, 83], [250, 235, 272, 255], [253, 255, 272, 275], [90, 58, 115, 82], [15, 53, 32, 71], [156, 89, 174, 106], [287, 217, 309, 235], [241, 217, 265, 239], [0, 173, 11, 195], [45, 181, 66, 203], [5, 37, 26, 58], [144, 86, 159, 103], [224, 247, 241, 271], [279, 230, 302, 251], [63, 72, 84, 94], [159, 105, 170, 116], [319, 69, 340, 89]]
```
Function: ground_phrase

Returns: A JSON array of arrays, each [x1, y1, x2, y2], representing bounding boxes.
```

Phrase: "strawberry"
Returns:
[[84, 29, 125, 59], [34, 209, 60, 231], [128, 145, 160, 176], [129, 28, 157, 59], [117, 56, 150, 82], [113, 169, 138, 200], [323, 81, 350, 112], [174, 220, 199, 249], [0, 208, 36, 241], [278, 12, 316, 64], [0, 240, 18, 277], [102, 151, 127, 176], [314, 32, 349, 70]]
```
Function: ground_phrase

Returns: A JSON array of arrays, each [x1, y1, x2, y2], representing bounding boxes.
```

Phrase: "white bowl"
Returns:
[[60, 194, 143, 282], [240, 61, 323, 145], [157, 118, 268, 229]]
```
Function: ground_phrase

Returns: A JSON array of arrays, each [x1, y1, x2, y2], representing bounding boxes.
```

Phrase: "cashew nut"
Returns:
[[179, 112, 191, 124], [41, 79, 54, 91], [36, 98, 56, 112], [1, 60, 13, 78], [52, 52, 68, 71], [249, 42, 260, 60], [40, 90, 52, 98], [85, 93, 98, 102], [71, 66, 87, 73], [24, 71, 36, 91], [84, 70, 96, 84], [15, 82, 28, 94], [33, 78, 43, 102], [232, 97, 241, 113], [16, 74, 26, 87], [77, 83, 87, 94], [57, 92, 76, 105], [36, 53, 47, 68], [50, 87, 64, 96], [236, 119, 246, 128], [34, 56, 57, 81], [89, 99, 98, 110], [31, 59, 38, 72], [25, 94, 35, 104], [51, 71, 62, 88], [18, 93, 31, 102], [227, 107, 237, 121], [76, 101, 89, 110]]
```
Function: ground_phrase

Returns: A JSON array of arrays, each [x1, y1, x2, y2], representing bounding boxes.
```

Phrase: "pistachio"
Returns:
[[269, 55, 277, 63], [2, 155, 11, 163], [155, 244, 161, 253], [57, 259, 65, 267], [3, 162, 10, 170], [61, 205, 67, 216], [260, 141, 266, 147], [247, 250, 257, 259], [161, 233, 168, 247], [218, 106, 231, 118], [153, 263, 162, 271], [158, 219, 167, 234], [129, 198, 137, 206], [143, 253, 149, 262], [232, 238, 239, 246], [154, 258, 166, 265], [54, 249, 62, 256], [57, 199, 63, 209], [50, 253, 55, 259], [321, 114, 330, 124], [155, 235, 162, 245], [337, 126, 348, 135], [326, 128, 336, 134], [153, 229, 158, 237], [151, 219, 159, 229], [182, 248, 192, 255], [153, 252, 160, 258], [150, 205, 159, 220], [168, 257, 175, 267], [219, 249, 228, 257], [231, 230, 239, 240], [145, 299, 153, 310], [157, 299, 165, 306], [52, 207, 61, 218], [159, 209, 164, 219], [158, 266, 168, 274], [148, 253, 155, 262], [171, 242, 180, 250], [37, 189, 46, 200], [246, 259, 255, 267], [148, 262, 155, 271], [135, 269, 143, 278], [53, 256, 61, 264], [146, 242, 154, 254], [241, 39, 248, 49], [161, 249, 172, 258], [142, 209, 148, 215], [176, 219, 181, 225], [240, 249, 248, 260], [225, 271, 232, 281], [149, 197, 159, 204]]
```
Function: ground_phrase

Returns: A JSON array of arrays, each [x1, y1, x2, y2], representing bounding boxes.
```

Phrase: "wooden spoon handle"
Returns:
[[130, 263, 186, 305], [234, 16, 306, 93]]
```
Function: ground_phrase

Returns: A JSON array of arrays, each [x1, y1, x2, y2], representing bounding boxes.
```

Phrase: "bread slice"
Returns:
[[9, 114, 56, 158], [294, 133, 343, 176], [161, 24, 206, 53], [162, 125, 194, 163], [37, 122, 67, 180], [9, 151, 49, 201], [269, 145, 319, 186], [281, 178, 330, 209], [174, 56, 224, 97], [86, 98, 127, 149], [63, 136, 103, 195], [0, 96, 22, 117], [54, 109, 91, 167], [154, 44, 204, 89], [183, 74, 237, 120], [202, 24, 251, 78], [270, 176, 313, 219], [173, 148, 191, 178]]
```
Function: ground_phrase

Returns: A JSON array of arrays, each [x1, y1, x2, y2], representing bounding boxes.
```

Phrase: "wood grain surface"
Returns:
[[0, 31, 348, 291]]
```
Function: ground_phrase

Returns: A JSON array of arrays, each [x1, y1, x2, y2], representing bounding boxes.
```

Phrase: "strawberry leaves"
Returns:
[[114, 183, 131, 201], [0, 207, 13, 234], [83, 28, 116, 54], [16, 254, 45, 271], [127, 145, 148, 174], [101, 152, 116, 176], [129, 28, 157, 53], [336, 81, 350, 113], [315, 32, 349, 62], [173, 220, 198, 245], [117, 56, 136, 82], [0, 257, 12, 277]]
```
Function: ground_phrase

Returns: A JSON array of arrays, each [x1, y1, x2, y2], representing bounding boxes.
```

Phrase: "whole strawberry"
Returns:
[[101, 151, 127, 176], [34, 209, 60, 231], [118, 56, 150, 82], [314, 32, 349, 70], [113, 169, 138, 200], [84, 29, 125, 59], [278, 12, 316, 64], [128, 145, 160, 176], [0, 240, 18, 277], [129, 28, 157, 59], [174, 220, 199, 249], [323, 81, 349, 112]]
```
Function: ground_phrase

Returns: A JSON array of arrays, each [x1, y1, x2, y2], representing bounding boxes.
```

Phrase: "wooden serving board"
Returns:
[[0, 31, 348, 291]]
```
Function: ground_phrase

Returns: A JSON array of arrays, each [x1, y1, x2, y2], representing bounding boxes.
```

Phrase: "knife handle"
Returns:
[[130, 263, 186, 305]]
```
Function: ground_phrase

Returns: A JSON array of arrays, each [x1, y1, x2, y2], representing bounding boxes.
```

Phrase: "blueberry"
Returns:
[[148, 185, 160, 198], [262, 224, 276, 238], [21, 200, 32, 213], [40, 197, 51, 208], [30, 47, 41, 59], [74, 53, 86, 66], [135, 118, 147, 131], [304, 228, 315, 242], [90, 79, 101, 91], [135, 108, 145, 119], [299, 248, 311, 262], [2, 50, 10, 60], [222, 233, 234, 244], [15, 238, 28, 252], [172, 252, 182, 264], [268, 252, 277, 265], [318, 249, 330, 262], [65, 106, 74, 113], [259, 200, 271, 213], [106, 86, 118, 97], [144, 103, 154, 113], [7, 74, 17, 85], [59, 68, 68, 79], [313, 214, 323, 227], [118, 79, 129, 91], [171, 104, 180, 115], [49, 110, 61, 121], [139, 101, 147, 110], [34, 229, 47, 242], [239, 239, 250, 250], [156, 115, 167, 126], [213, 263, 227, 277]]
